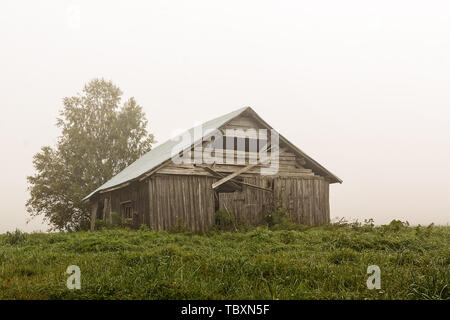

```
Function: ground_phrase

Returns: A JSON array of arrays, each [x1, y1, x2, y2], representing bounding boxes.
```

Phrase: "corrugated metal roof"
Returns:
[[83, 106, 249, 200]]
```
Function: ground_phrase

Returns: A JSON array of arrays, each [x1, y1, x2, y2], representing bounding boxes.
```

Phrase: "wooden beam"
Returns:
[[102, 197, 109, 221], [198, 165, 242, 191], [90, 200, 98, 231], [239, 180, 273, 192], [99, 182, 130, 194], [199, 165, 222, 177], [211, 164, 257, 189], [198, 165, 272, 192]]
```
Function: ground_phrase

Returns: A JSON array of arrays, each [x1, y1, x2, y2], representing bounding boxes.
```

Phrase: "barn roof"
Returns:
[[83, 106, 341, 201], [83, 107, 248, 201]]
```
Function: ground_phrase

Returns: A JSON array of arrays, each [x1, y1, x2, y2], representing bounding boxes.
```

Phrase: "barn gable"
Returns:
[[220, 108, 342, 183], [153, 107, 341, 185]]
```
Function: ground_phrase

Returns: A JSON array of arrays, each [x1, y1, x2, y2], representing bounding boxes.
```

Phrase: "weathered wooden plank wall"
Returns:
[[273, 177, 330, 225], [96, 175, 330, 230], [218, 176, 273, 226], [101, 181, 149, 228], [218, 176, 330, 227], [147, 174, 216, 232]]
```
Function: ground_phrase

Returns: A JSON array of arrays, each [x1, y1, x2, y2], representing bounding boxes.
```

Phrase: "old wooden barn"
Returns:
[[84, 107, 341, 231]]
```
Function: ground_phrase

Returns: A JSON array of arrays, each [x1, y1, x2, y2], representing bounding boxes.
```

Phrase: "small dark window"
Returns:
[[213, 136, 268, 152], [213, 136, 236, 150], [121, 202, 133, 220]]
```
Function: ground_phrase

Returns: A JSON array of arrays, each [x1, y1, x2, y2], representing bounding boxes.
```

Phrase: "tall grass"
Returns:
[[0, 223, 448, 299]]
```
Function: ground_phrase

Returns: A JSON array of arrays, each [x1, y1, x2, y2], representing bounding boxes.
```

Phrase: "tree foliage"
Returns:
[[27, 79, 154, 231]]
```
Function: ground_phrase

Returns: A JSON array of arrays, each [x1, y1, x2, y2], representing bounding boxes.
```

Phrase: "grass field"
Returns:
[[0, 222, 448, 300]]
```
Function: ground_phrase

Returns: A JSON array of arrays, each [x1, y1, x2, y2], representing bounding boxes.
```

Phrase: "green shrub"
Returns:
[[95, 212, 133, 230], [264, 200, 290, 228], [168, 217, 190, 234], [326, 217, 376, 232], [278, 230, 297, 244], [111, 212, 124, 227], [3, 229, 27, 245], [386, 219, 409, 232], [94, 219, 107, 230], [95, 211, 132, 230], [215, 209, 237, 231], [424, 223, 435, 237], [139, 224, 150, 232]]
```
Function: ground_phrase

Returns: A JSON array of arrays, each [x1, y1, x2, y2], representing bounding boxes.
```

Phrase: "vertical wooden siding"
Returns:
[[99, 175, 330, 231], [218, 176, 273, 226], [219, 176, 330, 227], [147, 174, 216, 232], [274, 177, 330, 225], [106, 181, 149, 228]]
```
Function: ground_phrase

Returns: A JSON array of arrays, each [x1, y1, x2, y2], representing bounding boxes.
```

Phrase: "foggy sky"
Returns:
[[1, 0, 449, 233]]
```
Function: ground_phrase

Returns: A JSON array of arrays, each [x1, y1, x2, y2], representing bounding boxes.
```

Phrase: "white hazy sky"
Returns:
[[1, 0, 449, 233]]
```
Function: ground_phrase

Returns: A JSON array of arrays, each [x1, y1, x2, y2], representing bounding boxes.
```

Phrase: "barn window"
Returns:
[[213, 136, 236, 150], [213, 136, 267, 152], [121, 201, 133, 220]]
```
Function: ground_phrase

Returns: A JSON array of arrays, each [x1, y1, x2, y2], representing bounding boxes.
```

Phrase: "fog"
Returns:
[[1, 0, 449, 233]]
